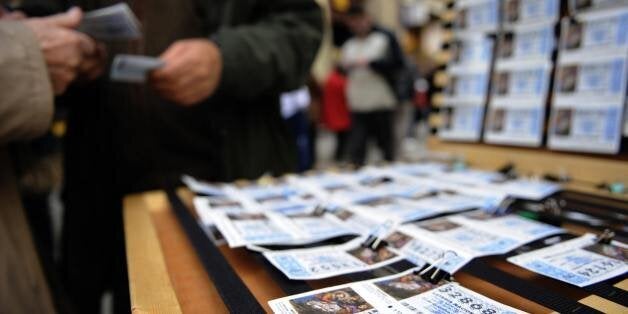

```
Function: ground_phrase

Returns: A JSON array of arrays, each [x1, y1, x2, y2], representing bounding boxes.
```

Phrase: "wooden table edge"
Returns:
[[124, 191, 183, 314]]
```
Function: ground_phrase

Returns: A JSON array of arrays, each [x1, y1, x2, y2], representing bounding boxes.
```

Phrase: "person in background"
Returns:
[[0, 7, 102, 313], [341, 5, 399, 166], [281, 86, 314, 172], [322, 65, 351, 162]]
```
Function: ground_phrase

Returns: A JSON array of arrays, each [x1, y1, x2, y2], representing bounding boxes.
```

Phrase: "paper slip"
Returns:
[[226, 182, 320, 213], [402, 216, 523, 257], [79, 3, 141, 40], [110, 55, 164, 83], [182, 175, 226, 196], [288, 173, 356, 200], [327, 207, 381, 235], [439, 169, 506, 186], [354, 192, 489, 223], [263, 237, 404, 280], [386, 162, 449, 177], [508, 233, 628, 287], [207, 209, 357, 248], [487, 179, 561, 201], [450, 211, 565, 243], [193, 196, 250, 226], [269, 268, 525, 314], [384, 230, 475, 274]]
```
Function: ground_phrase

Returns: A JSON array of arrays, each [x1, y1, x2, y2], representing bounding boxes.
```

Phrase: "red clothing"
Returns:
[[322, 70, 351, 131]]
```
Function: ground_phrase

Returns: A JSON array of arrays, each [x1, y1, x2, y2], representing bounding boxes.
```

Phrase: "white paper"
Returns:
[[508, 233, 628, 287], [263, 237, 403, 280], [268, 268, 525, 314], [79, 3, 141, 40], [207, 209, 357, 248]]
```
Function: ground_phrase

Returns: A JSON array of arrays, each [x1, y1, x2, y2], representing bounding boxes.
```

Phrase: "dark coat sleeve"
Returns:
[[368, 26, 405, 77], [212, 0, 323, 102]]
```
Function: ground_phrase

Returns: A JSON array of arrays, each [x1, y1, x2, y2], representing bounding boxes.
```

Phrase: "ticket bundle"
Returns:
[[508, 233, 628, 287], [268, 268, 524, 314]]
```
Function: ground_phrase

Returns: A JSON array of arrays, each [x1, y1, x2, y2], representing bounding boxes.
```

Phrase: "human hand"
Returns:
[[0, 7, 26, 20], [25, 7, 101, 94], [150, 39, 222, 106]]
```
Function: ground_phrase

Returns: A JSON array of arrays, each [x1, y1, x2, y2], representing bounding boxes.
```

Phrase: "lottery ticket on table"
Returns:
[[263, 237, 404, 280], [193, 195, 252, 227], [508, 233, 628, 287], [385, 162, 449, 178], [206, 208, 357, 248], [384, 229, 475, 274], [288, 172, 356, 200], [402, 216, 524, 257], [487, 179, 561, 200], [225, 182, 320, 214], [182, 175, 227, 196], [449, 210, 565, 243], [268, 268, 525, 314], [353, 192, 491, 223], [439, 169, 506, 186], [326, 206, 381, 235]]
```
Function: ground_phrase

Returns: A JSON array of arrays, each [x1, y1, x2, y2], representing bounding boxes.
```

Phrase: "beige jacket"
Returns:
[[0, 20, 53, 143], [0, 21, 56, 314]]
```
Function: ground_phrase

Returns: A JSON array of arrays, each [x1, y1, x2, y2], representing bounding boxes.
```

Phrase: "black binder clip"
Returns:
[[493, 196, 516, 215], [312, 204, 329, 216], [361, 234, 388, 251], [414, 251, 457, 284], [596, 229, 615, 245]]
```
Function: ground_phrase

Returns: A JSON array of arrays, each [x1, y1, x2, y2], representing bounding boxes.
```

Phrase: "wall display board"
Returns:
[[440, 0, 498, 142], [484, 0, 559, 146], [548, 5, 628, 154]]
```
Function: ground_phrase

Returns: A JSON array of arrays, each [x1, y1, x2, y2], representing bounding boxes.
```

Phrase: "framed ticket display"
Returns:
[[484, 1, 557, 147], [454, 0, 500, 34], [559, 9, 628, 57], [440, 0, 498, 142], [548, 6, 628, 154], [440, 31, 494, 142], [548, 100, 624, 153], [569, 0, 628, 14], [439, 103, 486, 142], [503, 0, 560, 26]]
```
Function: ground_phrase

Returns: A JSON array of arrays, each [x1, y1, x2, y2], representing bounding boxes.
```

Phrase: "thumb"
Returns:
[[42, 7, 83, 28]]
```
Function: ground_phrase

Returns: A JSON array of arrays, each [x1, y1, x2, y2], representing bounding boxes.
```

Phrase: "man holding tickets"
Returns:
[[20, 0, 322, 313]]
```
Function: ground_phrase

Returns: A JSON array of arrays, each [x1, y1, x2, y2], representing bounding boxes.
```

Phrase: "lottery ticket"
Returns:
[[508, 233, 628, 287], [353, 192, 490, 223], [487, 179, 561, 200], [385, 162, 449, 178], [268, 268, 525, 314], [450, 211, 565, 242], [263, 237, 404, 280], [384, 229, 475, 274], [207, 207, 358, 248], [182, 175, 227, 196], [401, 214, 540, 257]]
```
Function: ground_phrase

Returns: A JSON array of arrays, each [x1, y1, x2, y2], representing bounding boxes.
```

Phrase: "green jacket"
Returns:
[[58, 0, 323, 194]]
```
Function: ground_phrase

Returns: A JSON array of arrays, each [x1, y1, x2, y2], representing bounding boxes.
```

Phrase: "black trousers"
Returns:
[[347, 110, 395, 166], [334, 130, 349, 162]]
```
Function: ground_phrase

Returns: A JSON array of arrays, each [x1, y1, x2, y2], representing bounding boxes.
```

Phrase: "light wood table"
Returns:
[[124, 189, 627, 314]]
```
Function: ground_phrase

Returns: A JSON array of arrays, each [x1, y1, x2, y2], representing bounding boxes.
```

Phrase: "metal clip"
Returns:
[[596, 229, 615, 245], [415, 250, 457, 284]]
